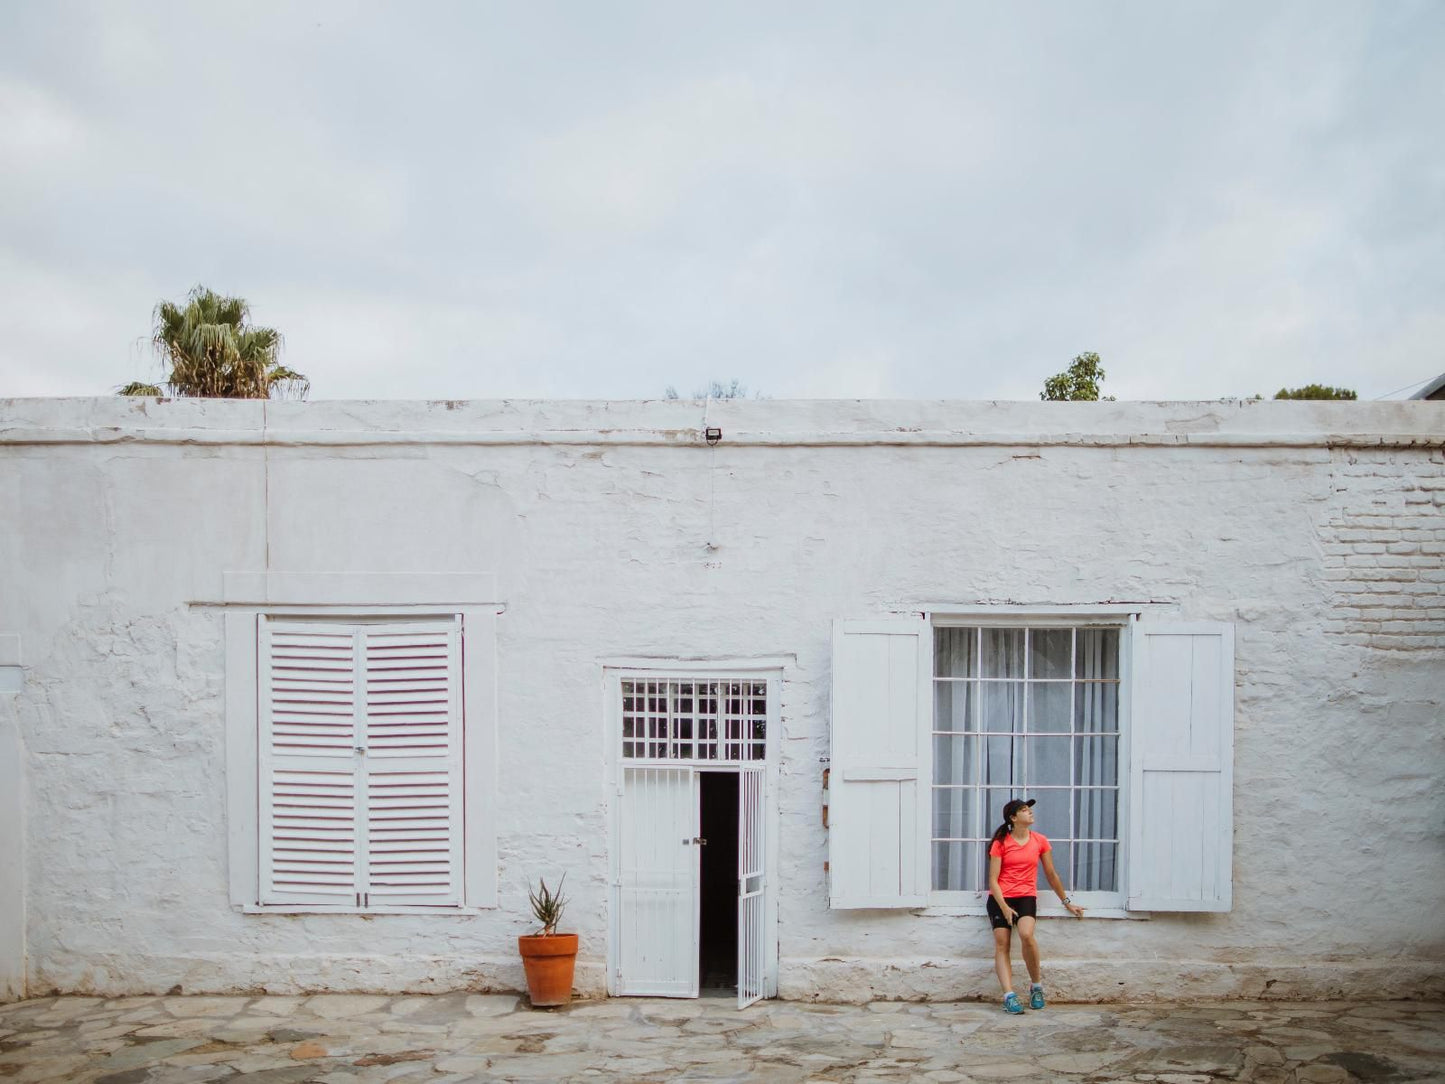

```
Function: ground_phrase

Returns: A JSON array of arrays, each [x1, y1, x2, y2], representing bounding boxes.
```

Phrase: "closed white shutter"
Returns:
[[828, 619, 931, 908], [259, 620, 361, 906], [258, 616, 463, 909], [362, 620, 464, 907], [1127, 621, 1235, 912]]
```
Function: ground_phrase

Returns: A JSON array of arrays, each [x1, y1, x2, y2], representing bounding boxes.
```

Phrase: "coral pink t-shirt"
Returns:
[[989, 831, 1051, 898]]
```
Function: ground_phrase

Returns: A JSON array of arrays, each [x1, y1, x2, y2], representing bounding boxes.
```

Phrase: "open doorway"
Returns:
[[608, 669, 777, 1006], [698, 771, 739, 993]]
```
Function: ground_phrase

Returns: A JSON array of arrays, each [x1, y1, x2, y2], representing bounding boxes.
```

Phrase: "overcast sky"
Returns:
[[2, 1, 1441, 401]]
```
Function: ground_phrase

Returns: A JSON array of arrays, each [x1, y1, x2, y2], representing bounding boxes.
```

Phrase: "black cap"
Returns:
[[1002, 798, 1036, 822]]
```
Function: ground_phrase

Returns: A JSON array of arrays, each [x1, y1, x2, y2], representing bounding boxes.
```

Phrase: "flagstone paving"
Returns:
[[0, 993, 1440, 1083]]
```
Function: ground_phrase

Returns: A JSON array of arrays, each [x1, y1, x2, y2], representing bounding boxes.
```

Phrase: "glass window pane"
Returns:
[[934, 681, 975, 733], [1030, 789, 1069, 840], [932, 841, 981, 891], [982, 736, 1019, 787], [930, 785, 976, 839], [1076, 628, 1120, 680], [1029, 628, 1072, 680], [979, 682, 1025, 733], [934, 628, 977, 678], [1075, 681, 1118, 734], [1027, 682, 1071, 733], [1072, 737, 1118, 788], [981, 789, 1018, 835], [1024, 737, 1070, 788], [981, 628, 1025, 678], [1074, 841, 1118, 891], [1073, 787, 1118, 841], [1042, 840, 1071, 891], [932, 735, 975, 786]]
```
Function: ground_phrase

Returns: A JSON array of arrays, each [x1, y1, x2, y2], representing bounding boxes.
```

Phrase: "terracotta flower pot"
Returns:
[[517, 933, 579, 1007]]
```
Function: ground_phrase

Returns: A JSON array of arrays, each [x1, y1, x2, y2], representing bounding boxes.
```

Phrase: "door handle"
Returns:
[[683, 837, 708, 846]]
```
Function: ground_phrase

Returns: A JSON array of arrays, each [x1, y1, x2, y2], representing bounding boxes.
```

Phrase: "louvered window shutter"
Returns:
[[360, 620, 464, 907], [828, 618, 931, 908], [259, 620, 362, 906], [258, 616, 464, 909], [1126, 622, 1235, 912]]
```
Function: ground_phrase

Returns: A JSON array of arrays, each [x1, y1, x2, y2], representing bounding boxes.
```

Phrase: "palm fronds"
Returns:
[[117, 285, 307, 400]]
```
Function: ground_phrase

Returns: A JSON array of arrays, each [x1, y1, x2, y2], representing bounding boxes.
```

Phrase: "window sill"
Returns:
[[918, 904, 1146, 921], [239, 904, 490, 916]]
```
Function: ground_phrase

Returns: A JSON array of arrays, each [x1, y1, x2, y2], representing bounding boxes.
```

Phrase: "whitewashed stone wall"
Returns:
[[0, 397, 1441, 1003], [0, 633, 24, 1001], [1322, 448, 1445, 649]]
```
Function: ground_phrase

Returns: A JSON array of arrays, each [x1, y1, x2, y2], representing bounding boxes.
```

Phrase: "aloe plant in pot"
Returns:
[[517, 875, 578, 1007]]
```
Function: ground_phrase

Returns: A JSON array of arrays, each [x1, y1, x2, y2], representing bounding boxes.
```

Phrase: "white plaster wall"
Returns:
[[1, 398, 1441, 1002], [0, 632, 25, 1001]]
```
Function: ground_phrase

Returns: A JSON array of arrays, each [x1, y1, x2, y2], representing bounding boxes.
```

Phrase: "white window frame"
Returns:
[[924, 609, 1134, 919], [616, 673, 770, 765], [220, 572, 500, 914]]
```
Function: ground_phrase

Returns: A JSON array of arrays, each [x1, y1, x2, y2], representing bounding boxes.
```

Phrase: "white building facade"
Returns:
[[0, 397, 1441, 1004]]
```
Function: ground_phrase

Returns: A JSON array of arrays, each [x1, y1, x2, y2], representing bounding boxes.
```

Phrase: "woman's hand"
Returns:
[[1001, 904, 1018, 925], [1065, 902, 1085, 919]]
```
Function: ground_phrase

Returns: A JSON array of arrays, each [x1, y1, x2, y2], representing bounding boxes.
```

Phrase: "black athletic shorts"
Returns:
[[986, 894, 1037, 929]]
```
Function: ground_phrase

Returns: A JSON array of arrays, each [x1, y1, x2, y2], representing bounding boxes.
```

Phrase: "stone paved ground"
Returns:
[[0, 994, 1441, 1084]]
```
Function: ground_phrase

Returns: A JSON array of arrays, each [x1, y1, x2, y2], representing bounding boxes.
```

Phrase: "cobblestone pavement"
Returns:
[[1, 993, 1441, 1084]]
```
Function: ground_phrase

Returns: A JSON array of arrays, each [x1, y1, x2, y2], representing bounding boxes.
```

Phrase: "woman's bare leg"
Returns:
[[992, 927, 1014, 994], [1016, 916, 1042, 984]]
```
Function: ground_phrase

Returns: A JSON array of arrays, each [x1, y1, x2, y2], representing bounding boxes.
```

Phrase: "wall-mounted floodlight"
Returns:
[[705, 427, 722, 445]]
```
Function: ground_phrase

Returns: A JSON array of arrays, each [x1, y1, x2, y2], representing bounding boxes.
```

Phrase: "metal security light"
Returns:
[[705, 427, 722, 445]]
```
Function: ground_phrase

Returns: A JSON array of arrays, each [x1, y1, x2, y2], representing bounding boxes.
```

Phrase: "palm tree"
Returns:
[[118, 286, 308, 399]]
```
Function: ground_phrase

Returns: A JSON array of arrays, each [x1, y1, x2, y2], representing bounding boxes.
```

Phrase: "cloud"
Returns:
[[0, 1, 1441, 402], [0, 78, 86, 163]]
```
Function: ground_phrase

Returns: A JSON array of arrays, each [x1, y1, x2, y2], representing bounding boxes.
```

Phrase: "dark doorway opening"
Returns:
[[698, 771, 738, 992]]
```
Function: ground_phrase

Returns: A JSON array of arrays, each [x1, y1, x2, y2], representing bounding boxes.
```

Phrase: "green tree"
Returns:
[[1272, 384, 1357, 400], [118, 286, 307, 399], [1041, 352, 1114, 401]]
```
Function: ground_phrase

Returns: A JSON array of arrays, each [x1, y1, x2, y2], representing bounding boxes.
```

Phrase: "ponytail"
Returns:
[[988, 819, 1012, 851]]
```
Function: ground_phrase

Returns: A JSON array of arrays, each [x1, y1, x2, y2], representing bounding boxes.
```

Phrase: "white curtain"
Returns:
[[1074, 629, 1117, 890], [932, 629, 977, 890]]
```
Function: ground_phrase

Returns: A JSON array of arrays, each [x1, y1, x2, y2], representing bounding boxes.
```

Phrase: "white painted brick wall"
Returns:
[[1, 398, 1441, 1003], [1321, 448, 1445, 650]]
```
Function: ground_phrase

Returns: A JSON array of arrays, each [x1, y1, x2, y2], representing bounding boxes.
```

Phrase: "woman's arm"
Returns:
[[1040, 852, 1085, 918], [988, 855, 1016, 924]]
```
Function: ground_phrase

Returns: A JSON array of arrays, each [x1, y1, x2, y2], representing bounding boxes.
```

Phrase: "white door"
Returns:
[[737, 765, 766, 1008], [617, 766, 699, 997]]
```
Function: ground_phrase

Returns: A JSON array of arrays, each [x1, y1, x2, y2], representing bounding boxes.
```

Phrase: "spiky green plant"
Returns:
[[528, 874, 568, 936], [117, 285, 308, 400]]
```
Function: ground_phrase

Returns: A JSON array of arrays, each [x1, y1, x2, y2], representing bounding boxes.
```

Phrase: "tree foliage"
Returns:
[[664, 379, 759, 400], [1041, 352, 1114, 401], [1273, 384, 1357, 400], [118, 286, 308, 399]]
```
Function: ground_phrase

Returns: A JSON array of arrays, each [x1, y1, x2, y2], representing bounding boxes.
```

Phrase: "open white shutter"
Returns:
[[259, 620, 361, 906], [1127, 621, 1235, 912], [362, 620, 464, 907], [829, 618, 931, 908]]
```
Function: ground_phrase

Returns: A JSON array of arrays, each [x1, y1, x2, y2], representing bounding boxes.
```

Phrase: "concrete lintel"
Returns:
[[218, 571, 499, 607]]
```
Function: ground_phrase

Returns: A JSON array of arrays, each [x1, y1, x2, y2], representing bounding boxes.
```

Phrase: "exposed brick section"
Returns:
[[1321, 448, 1445, 649]]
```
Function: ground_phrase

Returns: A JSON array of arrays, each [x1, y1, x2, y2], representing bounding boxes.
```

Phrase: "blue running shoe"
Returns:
[[1029, 987, 1045, 1010], [1003, 992, 1024, 1015]]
